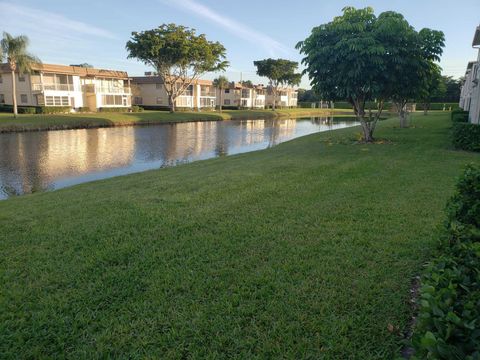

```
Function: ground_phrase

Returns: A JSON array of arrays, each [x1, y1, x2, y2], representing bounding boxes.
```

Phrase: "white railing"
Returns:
[[32, 83, 75, 91], [200, 92, 216, 97], [96, 87, 131, 94]]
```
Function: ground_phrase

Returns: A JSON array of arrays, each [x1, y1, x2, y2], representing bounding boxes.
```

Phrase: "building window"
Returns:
[[224, 89, 230, 94], [101, 95, 125, 106], [224, 99, 230, 105], [156, 97, 162, 105], [18, 74, 25, 82], [0, 94, 4, 104], [241, 99, 248, 107], [45, 96, 69, 106], [241, 89, 249, 98], [134, 97, 143, 105], [20, 94, 28, 104]]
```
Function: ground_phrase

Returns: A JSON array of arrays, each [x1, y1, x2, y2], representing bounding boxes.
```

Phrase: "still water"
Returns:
[[0, 117, 358, 199]]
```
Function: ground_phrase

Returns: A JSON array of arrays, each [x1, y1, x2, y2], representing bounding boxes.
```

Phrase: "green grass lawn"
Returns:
[[0, 108, 350, 132], [0, 113, 478, 358]]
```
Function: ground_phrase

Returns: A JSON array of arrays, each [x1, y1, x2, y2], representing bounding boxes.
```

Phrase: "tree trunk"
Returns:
[[399, 109, 408, 128], [272, 87, 276, 111], [360, 117, 374, 143], [11, 70, 17, 118], [169, 94, 176, 113], [219, 89, 223, 113], [423, 103, 428, 116]]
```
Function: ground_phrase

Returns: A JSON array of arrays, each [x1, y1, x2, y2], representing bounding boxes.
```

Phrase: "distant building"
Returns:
[[459, 25, 480, 124], [0, 63, 132, 111], [266, 86, 298, 108], [131, 74, 297, 110]]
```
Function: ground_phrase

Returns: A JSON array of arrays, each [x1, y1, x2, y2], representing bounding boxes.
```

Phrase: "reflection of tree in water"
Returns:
[[214, 124, 229, 157], [309, 116, 334, 126]]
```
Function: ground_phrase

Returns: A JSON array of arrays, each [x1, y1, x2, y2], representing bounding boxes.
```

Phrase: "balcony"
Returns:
[[200, 91, 216, 97], [32, 83, 75, 91], [96, 86, 131, 94], [179, 91, 193, 97]]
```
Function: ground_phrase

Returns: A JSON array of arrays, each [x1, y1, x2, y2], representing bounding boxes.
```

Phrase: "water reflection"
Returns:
[[0, 117, 358, 199]]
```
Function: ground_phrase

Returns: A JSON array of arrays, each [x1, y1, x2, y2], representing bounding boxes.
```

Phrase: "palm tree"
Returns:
[[1, 32, 40, 118], [213, 75, 229, 113]]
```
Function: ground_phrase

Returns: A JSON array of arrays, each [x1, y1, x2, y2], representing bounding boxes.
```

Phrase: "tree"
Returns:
[[297, 7, 386, 142], [126, 24, 228, 112], [213, 75, 229, 112], [419, 63, 445, 115], [296, 7, 444, 140], [240, 80, 253, 88], [253, 59, 301, 110], [297, 89, 321, 103], [1, 32, 40, 118]]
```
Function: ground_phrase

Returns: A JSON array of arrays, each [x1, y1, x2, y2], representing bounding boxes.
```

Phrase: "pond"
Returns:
[[0, 117, 358, 199]]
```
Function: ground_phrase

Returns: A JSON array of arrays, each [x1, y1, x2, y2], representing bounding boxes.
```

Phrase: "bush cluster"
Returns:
[[417, 103, 460, 111], [452, 123, 480, 152], [451, 109, 469, 123], [131, 105, 143, 113], [98, 107, 130, 113], [412, 165, 480, 359], [36, 106, 71, 114]]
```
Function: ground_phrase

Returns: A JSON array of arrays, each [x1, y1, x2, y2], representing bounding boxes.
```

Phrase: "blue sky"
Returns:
[[1, 0, 479, 88]]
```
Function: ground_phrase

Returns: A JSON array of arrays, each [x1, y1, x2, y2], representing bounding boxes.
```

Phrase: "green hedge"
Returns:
[[417, 103, 460, 111], [451, 109, 469, 123], [36, 106, 71, 114], [412, 165, 480, 359], [131, 105, 143, 113], [452, 123, 480, 152], [99, 107, 131, 113]]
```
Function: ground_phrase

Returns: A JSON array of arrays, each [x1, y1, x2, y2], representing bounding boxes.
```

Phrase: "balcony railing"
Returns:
[[179, 91, 193, 97], [96, 87, 131, 94], [200, 91, 216, 97], [32, 83, 75, 91]]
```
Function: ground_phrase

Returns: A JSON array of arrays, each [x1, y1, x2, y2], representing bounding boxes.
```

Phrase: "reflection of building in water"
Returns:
[[0, 128, 135, 197]]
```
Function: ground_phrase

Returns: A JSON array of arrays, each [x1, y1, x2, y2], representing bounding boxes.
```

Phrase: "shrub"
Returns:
[[412, 165, 480, 359], [451, 110, 469, 123], [0, 105, 13, 113], [18, 107, 36, 114], [131, 105, 143, 113], [76, 107, 91, 113], [452, 123, 480, 152], [417, 103, 460, 111], [36, 106, 71, 114], [99, 107, 130, 113]]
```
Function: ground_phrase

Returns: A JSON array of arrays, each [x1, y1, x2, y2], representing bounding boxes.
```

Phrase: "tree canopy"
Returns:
[[213, 75, 229, 112], [126, 24, 228, 112], [253, 58, 301, 110], [296, 7, 444, 140]]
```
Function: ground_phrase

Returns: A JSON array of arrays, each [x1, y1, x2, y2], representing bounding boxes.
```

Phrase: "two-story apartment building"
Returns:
[[219, 83, 266, 109], [0, 63, 132, 111], [459, 25, 480, 124], [131, 75, 217, 110], [266, 86, 298, 108]]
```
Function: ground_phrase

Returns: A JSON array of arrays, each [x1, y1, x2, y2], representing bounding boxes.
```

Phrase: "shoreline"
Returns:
[[0, 109, 353, 134]]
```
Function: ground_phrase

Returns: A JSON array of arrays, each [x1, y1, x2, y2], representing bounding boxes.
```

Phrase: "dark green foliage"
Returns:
[[98, 107, 130, 113], [17, 106, 36, 114], [416, 103, 460, 111], [412, 165, 480, 359], [452, 123, 480, 152], [76, 107, 91, 113], [36, 106, 71, 114], [131, 105, 143, 113], [451, 110, 469, 123]]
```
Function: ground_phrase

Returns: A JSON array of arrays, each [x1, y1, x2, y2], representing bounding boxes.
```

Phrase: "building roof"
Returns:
[[0, 62, 129, 79], [473, 25, 480, 47], [131, 76, 213, 86]]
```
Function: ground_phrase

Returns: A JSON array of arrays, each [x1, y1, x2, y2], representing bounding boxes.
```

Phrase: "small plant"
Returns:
[[411, 165, 480, 359], [131, 105, 143, 113]]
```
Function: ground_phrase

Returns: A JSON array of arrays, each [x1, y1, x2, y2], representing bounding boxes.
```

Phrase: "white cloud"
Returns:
[[0, 2, 116, 40], [160, 0, 292, 57]]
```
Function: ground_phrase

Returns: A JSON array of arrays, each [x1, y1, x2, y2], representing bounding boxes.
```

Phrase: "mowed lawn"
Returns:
[[0, 108, 348, 132], [0, 112, 478, 359]]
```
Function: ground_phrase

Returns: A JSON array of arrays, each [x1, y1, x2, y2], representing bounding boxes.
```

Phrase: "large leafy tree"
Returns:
[[296, 7, 444, 141], [213, 75, 229, 112], [126, 24, 228, 112], [1, 32, 40, 118], [253, 59, 301, 110], [418, 63, 445, 115]]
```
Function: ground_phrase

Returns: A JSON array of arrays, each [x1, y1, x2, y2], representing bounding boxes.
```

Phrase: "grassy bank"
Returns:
[[0, 113, 478, 358], [0, 108, 351, 133]]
